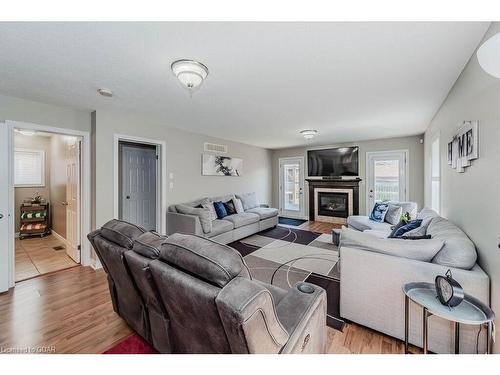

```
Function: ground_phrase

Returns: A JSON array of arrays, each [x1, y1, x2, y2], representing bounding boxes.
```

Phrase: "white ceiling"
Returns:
[[0, 22, 490, 149]]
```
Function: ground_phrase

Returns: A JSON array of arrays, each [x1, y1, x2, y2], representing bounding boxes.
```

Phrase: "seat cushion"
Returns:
[[347, 215, 392, 233], [206, 219, 234, 238], [223, 212, 260, 228], [235, 192, 259, 210], [246, 207, 278, 220]]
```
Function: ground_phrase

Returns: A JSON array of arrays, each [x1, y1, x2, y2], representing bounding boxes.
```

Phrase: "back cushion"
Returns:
[[132, 231, 166, 258], [236, 192, 259, 211], [427, 217, 477, 270], [389, 201, 418, 219], [417, 207, 440, 221], [160, 233, 250, 288], [100, 219, 146, 248]]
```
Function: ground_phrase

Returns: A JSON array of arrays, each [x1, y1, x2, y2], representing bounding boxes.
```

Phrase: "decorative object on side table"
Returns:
[[435, 269, 464, 308], [403, 282, 495, 354]]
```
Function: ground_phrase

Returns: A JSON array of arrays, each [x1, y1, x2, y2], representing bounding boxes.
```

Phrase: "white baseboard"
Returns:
[[51, 230, 68, 245], [91, 257, 102, 270], [14, 232, 19, 239]]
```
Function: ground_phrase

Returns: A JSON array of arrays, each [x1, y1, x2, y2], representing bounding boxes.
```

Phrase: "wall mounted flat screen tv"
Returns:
[[307, 146, 359, 177]]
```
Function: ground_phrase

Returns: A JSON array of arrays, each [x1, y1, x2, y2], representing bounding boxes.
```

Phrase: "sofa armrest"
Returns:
[[166, 211, 203, 236], [277, 283, 327, 354], [340, 245, 489, 353]]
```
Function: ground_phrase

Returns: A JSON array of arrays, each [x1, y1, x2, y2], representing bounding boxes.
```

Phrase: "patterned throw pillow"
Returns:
[[369, 202, 390, 222], [233, 198, 245, 214], [223, 200, 237, 215], [384, 204, 403, 225], [201, 201, 217, 221], [213, 201, 228, 219]]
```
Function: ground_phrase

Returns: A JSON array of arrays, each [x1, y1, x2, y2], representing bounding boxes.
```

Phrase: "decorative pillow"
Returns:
[[402, 217, 433, 238], [233, 198, 244, 214], [390, 219, 422, 238], [223, 200, 237, 215], [402, 235, 432, 240], [213, 201, 228, 219], [384, 204, 402, 225], [201, 200, 217, 221], [175, 204, 213, 234], [369, 202, 389, 222]]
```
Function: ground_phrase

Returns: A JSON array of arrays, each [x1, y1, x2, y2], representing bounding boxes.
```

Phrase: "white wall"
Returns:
[[272, 135, 425, 215], [424, 22, 500, 353], [94, 109, 273, 231]]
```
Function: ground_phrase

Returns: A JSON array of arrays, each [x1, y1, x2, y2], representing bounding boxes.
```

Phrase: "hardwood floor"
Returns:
[[15, 235, 78, 282], [0, 261, 421, 354], [298, 220, 343, 233]]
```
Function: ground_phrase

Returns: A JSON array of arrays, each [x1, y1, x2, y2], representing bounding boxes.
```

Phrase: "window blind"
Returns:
[[14, 149, 45, 186]]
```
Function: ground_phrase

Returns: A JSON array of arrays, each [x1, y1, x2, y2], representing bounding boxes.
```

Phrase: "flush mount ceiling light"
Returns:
[[15, 129, 36, 136], [300, 129, 318, 140], [477, 32, 500, 78], [97, 88, 113, 97], [171, 59, 209, 94]]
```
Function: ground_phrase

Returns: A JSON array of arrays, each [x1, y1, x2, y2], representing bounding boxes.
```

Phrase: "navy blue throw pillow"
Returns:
[[369, 202, 390, 222], [392, 219, 422, 238], [213, 201, 227, 219]]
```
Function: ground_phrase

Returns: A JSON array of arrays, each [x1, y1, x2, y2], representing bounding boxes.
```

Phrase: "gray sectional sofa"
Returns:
[[167, 192, 278, 244], [340, 207, 490, 353]]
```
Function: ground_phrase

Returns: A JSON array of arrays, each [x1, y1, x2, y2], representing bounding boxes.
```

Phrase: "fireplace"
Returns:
[[317, 192, 349, 218], [306, 178, 361, 224]]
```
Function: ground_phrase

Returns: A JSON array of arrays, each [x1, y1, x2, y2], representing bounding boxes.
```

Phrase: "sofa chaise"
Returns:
[[167, 192, 278, 244]]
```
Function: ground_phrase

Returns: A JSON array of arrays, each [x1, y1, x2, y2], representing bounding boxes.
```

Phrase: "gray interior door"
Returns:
[[119, 142, 157, 231]]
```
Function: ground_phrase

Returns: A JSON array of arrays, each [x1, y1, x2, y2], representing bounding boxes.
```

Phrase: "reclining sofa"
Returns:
[[88, 219, 327, 354]]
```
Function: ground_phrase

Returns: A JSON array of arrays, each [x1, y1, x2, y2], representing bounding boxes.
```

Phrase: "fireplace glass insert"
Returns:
[[317, 192, 349, 218]]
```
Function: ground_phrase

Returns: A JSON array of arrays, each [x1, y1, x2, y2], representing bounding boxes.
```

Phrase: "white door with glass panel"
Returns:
[[366, 150, 408, 214], [279, 157, 305, 218]]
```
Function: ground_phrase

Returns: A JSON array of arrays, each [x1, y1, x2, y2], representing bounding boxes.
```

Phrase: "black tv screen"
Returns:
[[307, 147, 359, 177]]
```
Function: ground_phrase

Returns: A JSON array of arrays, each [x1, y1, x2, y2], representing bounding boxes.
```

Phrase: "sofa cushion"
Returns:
[[176, 204, 213, 233], [132, 231, 166, 258], [236, 192, 259, 210], [206, 219, 234, 238], [417, 207, 439, 221], [201, 199, 217, 221], [391, 219, 422, 238], [213, 201, 228, 219], [340, 227, 444, 262], [427, 217, 477, 270], [233, 198, 245, 214], [369, 202, 390, 222], [160, 233, 250, 287], [384, 204, 402, 225], [389, 201, 418, 219], [101, 219, 146, 249], [223, 212, 260, 228], [246, 207, 279, 220], [347, 215, 392, 233], [223, 200, 237, 215]]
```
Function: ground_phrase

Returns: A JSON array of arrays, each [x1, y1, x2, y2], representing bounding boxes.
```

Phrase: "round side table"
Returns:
[[403, 282, 495, 354]]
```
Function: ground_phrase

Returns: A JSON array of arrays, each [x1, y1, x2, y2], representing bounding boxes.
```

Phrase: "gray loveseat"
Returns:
[[88, 219, 327, 353], [340, 208, 490, 353], [167, 192, 278, 244]]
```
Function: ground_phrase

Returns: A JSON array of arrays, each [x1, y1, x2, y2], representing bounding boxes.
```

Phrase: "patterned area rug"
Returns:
[[104, 334, 157, 354], [228, 225, 343, 330]]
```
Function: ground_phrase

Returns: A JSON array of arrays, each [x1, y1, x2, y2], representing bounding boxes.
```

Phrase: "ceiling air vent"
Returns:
[[204, 142, 227, 154]]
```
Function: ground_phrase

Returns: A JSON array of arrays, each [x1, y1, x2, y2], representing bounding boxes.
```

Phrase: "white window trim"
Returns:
[[13, 148, 45, 188], [430, 131, 441, 214]]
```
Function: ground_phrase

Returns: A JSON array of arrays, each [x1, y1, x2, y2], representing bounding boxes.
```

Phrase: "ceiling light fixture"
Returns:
[[171, 59, 209, 95], [97, 88, 113, 97], [15, 129, 36, 136], [300, 129, 318, 140]]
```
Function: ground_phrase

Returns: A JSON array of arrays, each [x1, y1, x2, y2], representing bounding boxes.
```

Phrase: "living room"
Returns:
[[1, 1, 500, 373]]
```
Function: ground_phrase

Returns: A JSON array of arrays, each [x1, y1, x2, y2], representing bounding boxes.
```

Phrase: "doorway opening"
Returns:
[[13, 128, 82, 282]]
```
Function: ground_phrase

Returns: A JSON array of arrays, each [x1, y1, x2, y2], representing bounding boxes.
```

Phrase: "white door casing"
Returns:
[[279, 157, 305, 219], [366, 150, 409, 215], [0, 124, 12, 292]]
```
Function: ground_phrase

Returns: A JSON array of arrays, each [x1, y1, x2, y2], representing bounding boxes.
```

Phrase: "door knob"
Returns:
[[61, 202, 68, 206], [126, 196, 131, 199], [0, 213, 3, 219]]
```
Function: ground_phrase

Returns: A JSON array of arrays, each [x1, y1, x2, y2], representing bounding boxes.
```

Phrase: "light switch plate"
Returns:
[[169, 182, 174, 189], [169, 172, 174, 179]]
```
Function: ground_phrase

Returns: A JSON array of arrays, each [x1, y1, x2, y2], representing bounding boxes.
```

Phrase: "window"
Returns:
[[14, 148, 45, 187], [431, 135, 440, 213]]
